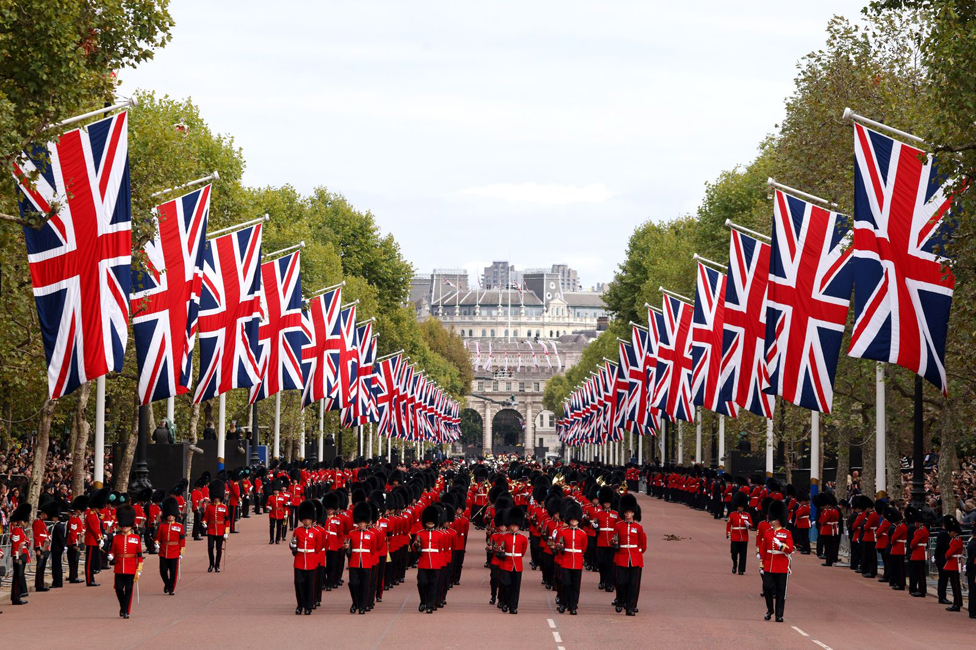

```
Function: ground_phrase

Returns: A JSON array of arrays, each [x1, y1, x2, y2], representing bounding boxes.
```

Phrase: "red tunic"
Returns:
[[499, 532, 528, 572], [32, 518, 50, 550], [416, 529, 444, 569], [726, 511, 752, 542], [794, 504, 811, 530], [909, 525, 929, 561], [612, 520, 646, 568], [11, 525, 30, 563], [594, 508, 619, 547], [889, 523, 908, 556], [943, 537, 964, 572], [759, 527, 793, 574], [111, 532, 143, 574], [555, 526, 587, 569], [348, 528, 378, 569], [155, 522, 186, 559], [67, 514, 84, 546], [291, 526, 322, 570], [84, 509, 103, 546], [203, 503, 229, 536]]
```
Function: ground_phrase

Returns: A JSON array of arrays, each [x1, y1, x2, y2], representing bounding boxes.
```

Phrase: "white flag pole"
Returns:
[[810, 410, 820, 491], [274, 392, 281, 459], [876, 363, 886, 493], [718, 415, 726, 472], [695, 407, 702, 464], [217, 393, 226, 469], [318, 399, 325, 462], [94, 376, 106, 487], [765, 418, 774, 477], [166, 397, 175, 431], [677, 421, 683, 465]]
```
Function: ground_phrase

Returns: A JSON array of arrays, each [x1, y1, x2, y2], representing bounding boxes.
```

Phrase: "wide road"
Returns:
[[2, 492, 971, 649]]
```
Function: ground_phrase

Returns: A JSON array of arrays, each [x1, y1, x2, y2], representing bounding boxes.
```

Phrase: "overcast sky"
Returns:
[[119, 1, 864, 288]]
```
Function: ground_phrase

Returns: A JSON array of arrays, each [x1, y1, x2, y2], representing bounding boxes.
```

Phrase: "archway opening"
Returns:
[[492, 408, 524, 455], [460, 408, 484, 456]]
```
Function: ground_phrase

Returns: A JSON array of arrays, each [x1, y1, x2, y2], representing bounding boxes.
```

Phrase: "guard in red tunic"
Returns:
[[290, 500, 321, 615], [414, 504, 443, 614], [67, 495, 87, 584], [886, 507, 907, 591], [593, 486, 619, 592], [727, 491, 752, 574], [145, 490, 163, 554], [84, 488, 109, 586], [347, 501, 378, 614], [32, 500, 54, 592], [554, 500, 586, 615], [759, 500, 793, 622], [108, 504, 143, 619], [793, 492, 812, 555], [203, 479, 229, 572], [9, 504, 32, 605], [154, 497, 185, 595], [941, 516, 964, 612], [498, 507, 528, 615], [906, 506, 929, 597], [190, 473, 210, 541], [612, 494, 646, 616], [267, 478, 288, 544]]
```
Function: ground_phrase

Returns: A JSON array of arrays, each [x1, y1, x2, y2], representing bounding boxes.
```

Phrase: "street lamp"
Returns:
[[130, 405, 152, 494]]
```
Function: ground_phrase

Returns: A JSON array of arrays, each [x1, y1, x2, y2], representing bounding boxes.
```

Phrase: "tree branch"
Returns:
[[0, 210, 31, 227]]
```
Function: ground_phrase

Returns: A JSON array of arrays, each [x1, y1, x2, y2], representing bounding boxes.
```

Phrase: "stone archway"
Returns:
[[459, 408, 484, 456], [491, 408, 524, 455]]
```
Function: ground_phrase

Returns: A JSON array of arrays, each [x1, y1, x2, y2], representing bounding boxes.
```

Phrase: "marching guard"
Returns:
[[203, 479, 229, 572], [155, 497, 185, 595], [108, 504, 143, 619], [612, 494, 646, 616]]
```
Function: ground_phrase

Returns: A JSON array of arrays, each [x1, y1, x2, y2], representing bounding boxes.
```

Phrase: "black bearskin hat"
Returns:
[[209, 479, 226, 502], [885, 506, 903, 524], [71, 495, 89, 512], [731, 491, 749, 510], [768, 500, 788, 527], [116, 504, 136, 528], [298, 499, 316, 522], [562, 499, 583, 524], [150, 489, 165, 504], [89, 487, 111, 510], [40, 500, 62, 520], [619, 493, 641, 521], [137, 487, 153, 503], [353, 501, 372, 525], [11, 503, 32, 523], [598, 486, 615, 506], [505, 507, 525, 529], [943, 515, 962, 534], [323, 492, 339, 511], [162, 497, 181, 520], [545, 495, 563, 518], [421, 505, 440, 527]]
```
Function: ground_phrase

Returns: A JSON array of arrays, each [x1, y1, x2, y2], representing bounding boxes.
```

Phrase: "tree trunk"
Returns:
[[862, 427, 876, 498], [937, 398, 958, 517], [884, 377, 900, 499], [835, 427, 850, 501], [70, 382, 93, 497], [185, 401, 201, 483], [27, 399, 57, 510]]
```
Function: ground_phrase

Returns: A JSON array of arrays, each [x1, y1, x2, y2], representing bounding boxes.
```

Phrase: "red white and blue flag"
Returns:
[[301, 287, 341, 409], [720, 230, 774, 418], [691, 262, 737, 417], [374, 353, 402, 438], [351, 321, 377, 425], [193, 223, 263, 402], [333, 304, 359, 415], [651, 296, 695, 422], [848, 123, 955, 395], [131, 185, 210, 404], [250, 250, 305, 403], [13, 111, 132, 399], [764, 190, 854, 412]]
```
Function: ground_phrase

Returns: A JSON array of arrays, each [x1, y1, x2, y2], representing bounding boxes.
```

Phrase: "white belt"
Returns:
[[619, 544, 638, 549], [504, 552, 521, 557], [564, 548, 582, 553], [328, 531, 338, 536], [351, 549, 369, 553], [731, 527, 747, 531], [421, 549, 438, 553], [893, 540, 906, 546], [599, 528, 614, 532], [770, 550, 789, 555], [295, 548, 316, 553]]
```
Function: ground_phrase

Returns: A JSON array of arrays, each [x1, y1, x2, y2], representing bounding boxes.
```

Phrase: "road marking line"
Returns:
[[557, 647, 566, 650], [792, 626, 809, 637], [553, 632, 562, 643], [548, 618, 556, 628], [812, 641, 833, 650]]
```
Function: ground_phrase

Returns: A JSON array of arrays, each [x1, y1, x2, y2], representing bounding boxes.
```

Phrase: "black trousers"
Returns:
[[731, 541, 748, 573], [822, 534, 839, 565], [615, 565, 642, 611], [908, 559, 926, 595], [85, 544, 102, 584], [193, 510, 204, 539], [585, 535, 596, 570], [453, 550, 465, 584], [796, 530, 811, 554], [597, 546, 615, 588], [207, 535, 224, 569], [850, 541, 862, 571], [529, 534, 541, 567], [888, 554, 906, 589], [51, 548, 64, 587], [241, 496, 250, 517], [115, 573, 135, 614], [946, 571, 962, 608], [967, 571, 976, 616], [860, 542, 877, 576], [561, 567, 582, 610], [270, 517, 285, 543], [68, 546, 81, 581], [417, 567, 439, 609], [375, 556, 387, 599], [34, 549, 48, 589], [159, 556, 179, 592], [937, 566, 949, 600], [500, 570, 522, 611], [144, 526, 156, 553], [11, 561, 28, 603], [295, 568, 315, 610], [348, 566, 370, 611], [489, 564, 499, 600], [326, 549, 342, 588], [763, 572, 788, 618], [289, 505, 298, 529]]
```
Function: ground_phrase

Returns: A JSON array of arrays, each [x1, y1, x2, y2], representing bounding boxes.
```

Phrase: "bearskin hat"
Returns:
[[209, 479, 226, 502], [768, 499, 788, 526], [116, 504, 136, 528], [760, 497, 773, 518], [89, 487, 111, 510], [11, 503, 32, 524], [162, 497, 181, 520], [532, 485, 548, 505], [137, 487, 153, 503], [40, 499, 62, 520], [904, 506, 918, 524], [150, 488, 165, 505], [195, 471, 212, 488], [349, 501, 369, 525], [561, 499, 583, 524], [598, 485, 615, 506], [323, 491, 339, 511], [71, 495, 89, 512], [731, 490, 749, 510], [766, 479, 782, 494], [785, 483, 797, 498], [855, 495, 874, 511], [545, 496, 563, 518], [298, 499, 316, 522], [885, 506, 903, 524], [798, 491, 810, 503], [421, 505, 440, 527], [943, 515, 962, 535], [494, 507, 507, 527], [619, 493, 641, 522], [505, 506, 525, 529]]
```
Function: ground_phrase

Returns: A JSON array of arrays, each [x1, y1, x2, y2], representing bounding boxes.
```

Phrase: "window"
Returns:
[[459, 329, 463, 337], [538, 437, 544, 448], [492, 381, 499, 391], [481, 329, 486, 337], [555, 330, 560, 337], [549, 330, 553, 337], [535, 330, 541, 338], [504, 329, 509, 337], [534, 382, 540, 391], [513, 329, 518, 337], [469, 329, 473, 337], [519, 382, 525, 392], [478, 381, 484, 391], [506, 382, 512, 391], [548, 414, 554, 427], [490, 329, 495, 337]]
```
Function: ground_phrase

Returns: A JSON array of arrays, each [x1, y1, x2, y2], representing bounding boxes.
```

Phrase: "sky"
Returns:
[[119, 1, 865, 288]]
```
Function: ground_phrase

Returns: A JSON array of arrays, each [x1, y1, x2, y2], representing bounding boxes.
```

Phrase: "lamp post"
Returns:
[[129, 405, 152, 494], [249, 401, 261, 466], [910, 376, 925, 509]]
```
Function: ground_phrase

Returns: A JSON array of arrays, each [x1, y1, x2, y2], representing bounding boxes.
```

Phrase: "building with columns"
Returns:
[[409, 265, 606, 457]]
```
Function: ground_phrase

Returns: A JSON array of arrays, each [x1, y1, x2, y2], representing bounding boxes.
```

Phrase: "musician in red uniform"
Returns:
[[451, 498, 470, 586], [554, 500, 587, 615], [347, 501, 378, 615], [498, 507, 529, 615], [154, 497, 185, 595], [32, 501, 54, 592], [593, 486, 619, 592], [227, 471, 242, 533], [290, 500, 321, 615], [886, 507, 907, 590], [756, 498, 772, 599], [84, 488, 109, 586], [727, 491, 752, 574], [487, 509, 507, 606], [203, 479, 229, 572], [859, 496, 879, 577], [612, 494, 646, 617], [145, 490, 163, 554], [759, 500, 793, 622], [190, 473, 209, 541], [108, 504, 143, 618], [67, 495, 87, 583], [9, 504, 32, 605]]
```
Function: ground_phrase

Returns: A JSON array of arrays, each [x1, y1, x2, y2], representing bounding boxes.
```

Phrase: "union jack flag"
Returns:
[[691, 262, 737, 417], [250, 250, 305, 403], [333, 304, 359, 415], [645, 308, 667, 433], [398, 364, 415, 440], [720, 230, 775, 418], [765, 189, 853, 412], [131, 185, 210, 404], [374, 353, 402, 437], [300, 287, 341, 409], [848, 123, 955, 395], [627, 326, 652, 435], [193, 223, 263, 402], [13, 111, 131, 399], [652, 295, 695, 422], [353, 321, 377, 425]]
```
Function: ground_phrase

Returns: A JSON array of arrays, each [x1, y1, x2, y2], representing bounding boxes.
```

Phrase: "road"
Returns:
[[2, 492, 971, 649]]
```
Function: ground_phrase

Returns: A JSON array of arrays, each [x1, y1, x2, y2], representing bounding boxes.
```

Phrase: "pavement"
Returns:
[[1, 493, 972, 649]]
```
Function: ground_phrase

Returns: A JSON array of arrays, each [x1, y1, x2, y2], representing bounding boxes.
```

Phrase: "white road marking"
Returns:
[[553, 632, 562, 643], [792, 626, 809, 637], [548, 618, 556, 628], [812, 641, 833, 650], [557, 647, 566, 650]]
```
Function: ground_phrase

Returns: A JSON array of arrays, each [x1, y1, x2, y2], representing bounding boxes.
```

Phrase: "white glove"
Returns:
[[223, 533, 228, 540], [154, 542, 160, 552], [107, 554, 115, 562]]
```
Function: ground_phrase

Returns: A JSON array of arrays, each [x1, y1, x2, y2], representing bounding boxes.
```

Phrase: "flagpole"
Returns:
[[94, 376, 106, 488], [692, 253, 726, 272], [695, 407, 702, 464], [766, 177, 838, 209], [368, 422, 374, 459], [724, 219, 772, 244], [208, 214, 269, 239], [677, 421, 683, 465], [51, 97, 138, 130], [358, 425, 363, 459], [272, 392, 281, 459], [765, 418, 774, 477], [217, 393, 226, 470], [150, 171, 220, 198], [638, 432, 643, 466], [318, 399, 324, 462], [166, 396, 175, 431], [810, 409, 820, 498], [842, 107, 927, 146], [262, 241, 305, 261], [299, 403, 305, 460], [718, 415, 725, 473], [875, 363, 886, 493], [308, 281, 345, 299]]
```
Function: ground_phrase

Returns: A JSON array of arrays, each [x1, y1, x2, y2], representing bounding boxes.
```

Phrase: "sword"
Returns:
[[178, 555, 182, 583], [136, 580, 140, 604]]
